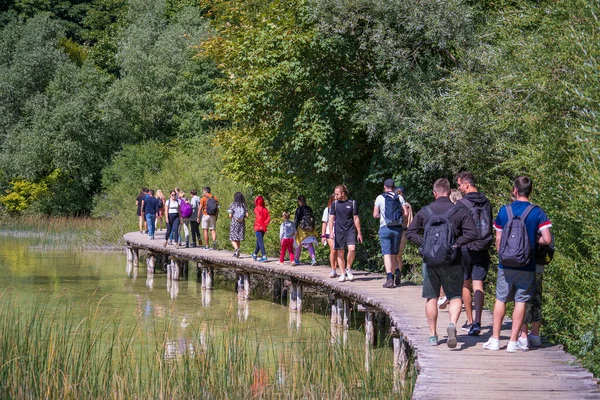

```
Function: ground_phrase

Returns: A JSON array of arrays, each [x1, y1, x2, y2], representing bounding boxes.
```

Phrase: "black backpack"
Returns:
[[535, 232, 555, 265], [497, 204, 536, 267], [298, 207, 315, 230], [381, 192, 403, 227], [205, 195, 218, 215], [458, 198, 493, 251], [419, 206, 458, 267]]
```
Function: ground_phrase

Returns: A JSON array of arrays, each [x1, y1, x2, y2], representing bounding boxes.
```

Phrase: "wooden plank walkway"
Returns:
[[124, 231, 600, 399]]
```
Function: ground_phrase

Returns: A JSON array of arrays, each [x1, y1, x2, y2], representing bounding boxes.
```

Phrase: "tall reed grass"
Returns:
[[0, 216, 115, 251], [0, 292, 413, 399]]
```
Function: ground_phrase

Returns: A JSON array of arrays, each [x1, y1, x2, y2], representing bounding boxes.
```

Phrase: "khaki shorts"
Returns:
[[201, 215, 217, 230]]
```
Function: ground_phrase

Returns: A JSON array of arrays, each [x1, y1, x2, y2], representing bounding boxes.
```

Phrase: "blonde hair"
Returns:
[[449, 189, 463, 204], [282, 211, 290, 220]]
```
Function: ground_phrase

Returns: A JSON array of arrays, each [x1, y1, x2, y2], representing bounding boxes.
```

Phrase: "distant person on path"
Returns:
[[164, 190, 182, 249], [279, 212, 296, 265], [189, 189, 202, 248], [293, 195, 318, 266], [328, 184, 363, 282], [321, 194, 338, 278], [395, 187, 413, 285], [406, 178, 477, 348], [252, 196, 271, 262], [143, 189, 160, 240], [456, 171, 493, 337], [484, 176, 552, 352], [373, 179, 408, 288], [156, 189, 165, 231], [198, 187, 219, 250], [228, 192, 249, 258], [136, 188, 146, 233], [179, 192, 192, 248]]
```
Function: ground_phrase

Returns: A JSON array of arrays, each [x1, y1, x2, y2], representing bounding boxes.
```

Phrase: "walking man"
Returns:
[[143, 189, 160, 240], [483, 176, 552, 352], [189, 189, 202, 248], [329, 184, 363, 282], [373, 179, 408, 288], [406, 178, 477, 348], [456, 172, 493, 336], [198, 187, 219, 250]]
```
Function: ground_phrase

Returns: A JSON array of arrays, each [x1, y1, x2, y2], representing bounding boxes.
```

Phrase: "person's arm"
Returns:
[[405, 212, 424, 245], [279, 224, 284, 241], [328, 214, 335, 239], [456, 209, 478, 246], [354, 215, 363, 243], [495, 231, 502, 250], [373, 204, 380, 219], [538, 228, 552, 245], [215, 199, 219, 220]]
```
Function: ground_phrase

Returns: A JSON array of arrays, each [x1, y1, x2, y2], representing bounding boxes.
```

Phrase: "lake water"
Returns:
[[0, 236, 399, 391]]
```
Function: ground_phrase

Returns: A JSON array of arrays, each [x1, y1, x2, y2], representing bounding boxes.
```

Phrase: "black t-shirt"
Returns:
[[330, 199, 358, 233], [294, 205, 313, 229], [136, 194, 144, 215]]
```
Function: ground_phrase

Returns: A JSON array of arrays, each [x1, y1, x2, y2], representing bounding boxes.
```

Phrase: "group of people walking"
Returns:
[[137, 173, 553, 354]]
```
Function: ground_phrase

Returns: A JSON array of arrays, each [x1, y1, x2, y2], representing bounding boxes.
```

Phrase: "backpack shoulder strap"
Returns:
[[423, 205, 433, 218], [520, 203, 537, 221], [506, 204, 514, 219], [458, 198, 474, 209], [443, 205, 460, 220]]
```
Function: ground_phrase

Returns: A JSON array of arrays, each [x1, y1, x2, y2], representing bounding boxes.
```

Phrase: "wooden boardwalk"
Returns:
[[124, 231, 600, 399]]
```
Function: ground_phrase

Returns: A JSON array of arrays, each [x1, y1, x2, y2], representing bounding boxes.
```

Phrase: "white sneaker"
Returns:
[[507, 339, 529, 352], [528, 334, 542, 347], [329, 270, 337, 278], [338, 274, 346, 282], [437, 296, 449, 309], [346, 270, 354, 281], [483, 337, 500, 351]]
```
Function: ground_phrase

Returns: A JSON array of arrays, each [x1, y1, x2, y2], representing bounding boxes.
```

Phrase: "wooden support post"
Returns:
[[365, 311, 375, 346], [393, 334, 409, 392], [172, 260, 180, 281], [126, 247, 133, 262], [206, 267, 214, 290], [166, 260, 172, 279], [273, 278, 283, 303], [197, 263, 203, 284], [343, 299, 351, 328], [237, 273, 248, 299], [132, 248, 139, 267], [289, 283, 297, 311], [330, 298, 339, 326], [296, 284, 303, 312], [146, 254, 155, 274], [182, 260, 189, 280]]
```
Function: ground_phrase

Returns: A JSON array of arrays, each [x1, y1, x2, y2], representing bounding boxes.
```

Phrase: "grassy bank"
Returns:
[[0, 293, 413, 399]]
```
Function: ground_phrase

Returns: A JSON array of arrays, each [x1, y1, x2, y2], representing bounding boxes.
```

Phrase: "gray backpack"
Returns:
[[497, 204, 536, 267]]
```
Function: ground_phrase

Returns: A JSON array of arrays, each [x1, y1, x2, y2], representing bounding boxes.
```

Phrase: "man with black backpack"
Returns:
[[406, 178, 477, 348], [483, 176, 552, 353], [373, 179, 408, 288], [456, 172, 493, 337]]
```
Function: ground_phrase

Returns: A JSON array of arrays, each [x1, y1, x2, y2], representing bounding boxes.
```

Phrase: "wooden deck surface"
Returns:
[[124, 231, 600, 399]]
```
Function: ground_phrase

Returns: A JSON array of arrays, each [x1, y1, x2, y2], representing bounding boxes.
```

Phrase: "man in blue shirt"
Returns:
[[483, 176, 552, 352]]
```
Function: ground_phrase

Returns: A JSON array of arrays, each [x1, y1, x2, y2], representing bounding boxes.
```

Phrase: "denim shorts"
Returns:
[[379, 225, 403, 255], [496, 268, 536, 303]]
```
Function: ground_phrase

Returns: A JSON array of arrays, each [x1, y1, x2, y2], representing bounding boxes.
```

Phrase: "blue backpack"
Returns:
[[381, 192, 403, 227]]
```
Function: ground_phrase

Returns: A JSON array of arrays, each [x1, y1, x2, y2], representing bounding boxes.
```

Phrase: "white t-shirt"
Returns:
[[374, 193, 406, 227], [321, 207, 330, 235]]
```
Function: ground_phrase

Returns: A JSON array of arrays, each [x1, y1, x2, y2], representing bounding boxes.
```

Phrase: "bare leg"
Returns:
[[383, 254, 394, 274], [327, 239, 336, 271], [203, 229, 209, 247], [510, 302, 526, 342], [337, 250, 346, 275], [346, 245, 356, 270], [448, 298, 462, 326], [211, 228, 217, 242], [425, 298, 438, 337], [473, 280, 485, 324], [492, 299, 506, 339], [462, 280, 473, 325]]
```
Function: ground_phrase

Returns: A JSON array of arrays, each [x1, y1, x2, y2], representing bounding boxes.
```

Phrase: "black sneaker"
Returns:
[[382, 277, 395, 288], [394, 269, 401, 286], [468, 322, 481, 336], [460, 321, 472, 332]]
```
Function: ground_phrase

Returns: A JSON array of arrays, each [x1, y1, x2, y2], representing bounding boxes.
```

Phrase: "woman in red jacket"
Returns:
[[252, 196, 271, 262]]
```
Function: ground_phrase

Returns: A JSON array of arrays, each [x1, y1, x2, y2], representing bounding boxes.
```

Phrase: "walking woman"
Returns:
[[136, 188, 145, 233], [156, 189, 165, 231], [228, 192, 249, 258], [252, 196, 271, 262], [294, 195, 318, 265], [164, 190, 182, 249]]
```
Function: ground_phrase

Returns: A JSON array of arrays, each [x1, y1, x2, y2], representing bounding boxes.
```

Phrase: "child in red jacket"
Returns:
[[252, 196, 271, 262]]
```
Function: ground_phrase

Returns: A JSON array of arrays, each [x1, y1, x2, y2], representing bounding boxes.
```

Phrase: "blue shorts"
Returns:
[[379, 225, 403, 255]]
